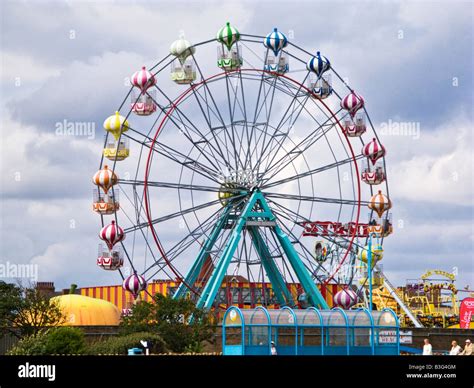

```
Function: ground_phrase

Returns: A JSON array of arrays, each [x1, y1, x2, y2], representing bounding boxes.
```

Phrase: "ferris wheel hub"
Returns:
[[220, 168, 259, 188]]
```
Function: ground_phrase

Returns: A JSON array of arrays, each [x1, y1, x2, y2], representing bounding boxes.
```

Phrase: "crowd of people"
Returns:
[[422, 338, 472, 355]]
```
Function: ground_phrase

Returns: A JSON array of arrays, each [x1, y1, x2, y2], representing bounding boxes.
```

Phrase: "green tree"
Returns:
[[88, 332, 168, 355], [0, 282, 22, 337], [8, 327, 86, 355], [7, 330, 48, 355], [120, 294, 214, 353], [0, 281, 65, 338], [44, 327, 86, 354], [120, 299, 156, 334]]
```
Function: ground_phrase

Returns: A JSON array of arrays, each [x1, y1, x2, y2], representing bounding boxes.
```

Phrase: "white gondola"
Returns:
[[92, 188, 119, 215], [97, 244, 124, 270], [361, 159, 385, 185], [307, 73, 332, 99], [171, 59, 196, 84], [264, 51, 289, 74], [367, 212, 393, 237], [130, 89, 157, 116], [217, 45, 243, 71], [103, 135, 129, 161], [343, 112, 367, 137], [170, 35, 196, 84], [263, 28, 288, 75]]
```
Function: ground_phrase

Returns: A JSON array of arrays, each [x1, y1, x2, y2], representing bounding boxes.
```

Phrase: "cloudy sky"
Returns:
[[0, 0, 472, 294]]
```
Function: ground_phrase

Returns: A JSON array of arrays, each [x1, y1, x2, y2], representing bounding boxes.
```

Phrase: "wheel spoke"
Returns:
[[262, 154, 365, 190], [124, 196, 243, 233], [152, 85, 229, 173], [143, 204, 227, 278], [259, 103, 343, 185], [265, 192, 366, 206], [253, 73, 310, 175], [119, 179, 236, 193], [123, 129, 222, 184]]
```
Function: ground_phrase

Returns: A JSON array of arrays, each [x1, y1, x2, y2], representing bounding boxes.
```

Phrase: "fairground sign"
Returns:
[[302, 221, 383, 238]]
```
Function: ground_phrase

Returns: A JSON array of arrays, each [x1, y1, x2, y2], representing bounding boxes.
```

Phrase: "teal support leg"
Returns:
[[196, 218, 245, 309], [191, 189, 328, 310], [174, 205, 233, 299], [273, 225, 329, 309], [368, 233, 374, 311], [247, 191, 328, 309], [248, 226, 295, 307], [196, 193, 261, 309]]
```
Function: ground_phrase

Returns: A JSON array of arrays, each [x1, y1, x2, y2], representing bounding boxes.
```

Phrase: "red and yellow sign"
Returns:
[[460, 298, 474, 329], [303, 221, 377, 238]]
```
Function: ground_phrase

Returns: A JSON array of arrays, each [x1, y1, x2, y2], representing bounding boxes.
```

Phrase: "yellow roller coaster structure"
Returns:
[[359, 269, 464, 328]]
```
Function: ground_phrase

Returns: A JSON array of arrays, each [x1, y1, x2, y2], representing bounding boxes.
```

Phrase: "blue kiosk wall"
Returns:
[[222, 306, 399, 356]]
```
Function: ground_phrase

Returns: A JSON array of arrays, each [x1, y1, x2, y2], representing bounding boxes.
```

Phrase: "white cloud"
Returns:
[[0, 115, 101, 199], [382, 117, 473, 205], [1, 52, 62, 88], [1, 1, 254, 67], [30, 241, 116, 289]]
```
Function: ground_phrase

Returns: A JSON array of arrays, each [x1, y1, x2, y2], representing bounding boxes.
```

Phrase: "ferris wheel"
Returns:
[[92, 22, 393, 310]]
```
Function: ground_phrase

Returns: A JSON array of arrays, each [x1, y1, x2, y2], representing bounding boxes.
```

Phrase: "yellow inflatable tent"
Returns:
[[51, 294, 120, 326]]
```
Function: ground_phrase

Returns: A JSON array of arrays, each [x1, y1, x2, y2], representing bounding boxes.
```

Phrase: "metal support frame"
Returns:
[[195, 192, 256, 309], [368, 232, 374, 311], [183, 190, 329, 310], [173, 205, 233, 299], [272, 223, 329, 309], [248, 226, 295, 307]]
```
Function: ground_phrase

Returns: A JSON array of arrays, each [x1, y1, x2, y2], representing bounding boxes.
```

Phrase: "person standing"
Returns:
[[460, 339, 473, 355], [270, 341, 277, 356], [449, 340, 462, 355], [422, 338, 433, 355]]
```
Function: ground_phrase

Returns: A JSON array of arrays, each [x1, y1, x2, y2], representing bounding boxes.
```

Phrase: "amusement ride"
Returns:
[[92, 23, 397, 318]]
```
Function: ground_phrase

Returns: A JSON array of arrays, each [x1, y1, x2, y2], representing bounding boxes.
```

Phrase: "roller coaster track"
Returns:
[[376, 265, 423, 328]]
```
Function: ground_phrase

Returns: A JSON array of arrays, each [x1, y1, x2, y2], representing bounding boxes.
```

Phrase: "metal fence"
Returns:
[[0, 333, 19, 355]]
